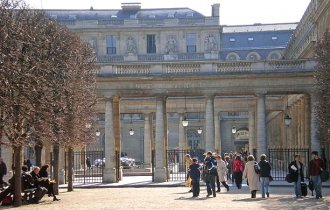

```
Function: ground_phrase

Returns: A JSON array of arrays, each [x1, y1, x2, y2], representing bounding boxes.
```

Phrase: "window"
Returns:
[[248, 37, 254, 41], [147, 34, 156, 54], [229, 37, 236, 42], [186, 33, 197, 53], [272, 36, 278, 40], [106, 35, 116, 55]]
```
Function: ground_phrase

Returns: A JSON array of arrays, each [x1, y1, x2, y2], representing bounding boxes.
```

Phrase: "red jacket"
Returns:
[[309, 158, 325, 176]]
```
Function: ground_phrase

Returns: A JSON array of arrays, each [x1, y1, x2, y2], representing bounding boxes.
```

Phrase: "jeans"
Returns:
[[294, 175, 302, 197], [191, 178, 200, 197], [260, 177, 270, 197], [311, 175, 322, 198], [205, 174, 216, 195]]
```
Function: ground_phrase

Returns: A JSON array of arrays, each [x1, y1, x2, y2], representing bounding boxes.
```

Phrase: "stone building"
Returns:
[[1, 1, 329, 183]]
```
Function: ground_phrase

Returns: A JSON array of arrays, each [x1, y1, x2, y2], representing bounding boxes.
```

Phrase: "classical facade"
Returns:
[[0, 1, 329, 183]]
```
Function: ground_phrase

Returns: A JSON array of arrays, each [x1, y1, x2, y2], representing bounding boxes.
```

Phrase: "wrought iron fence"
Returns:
[[65, 149, 104, 183], [167, 149, 205, 181], [268, 148, 310, 181]]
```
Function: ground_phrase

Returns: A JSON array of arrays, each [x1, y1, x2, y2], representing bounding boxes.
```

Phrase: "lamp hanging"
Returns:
[[96, 130, 101, 137], [284, 95, 292, 127], [129, 114, 135, 135], [182, 96, 189, 127]]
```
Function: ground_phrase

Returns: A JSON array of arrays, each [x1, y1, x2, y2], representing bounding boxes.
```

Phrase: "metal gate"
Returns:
[[268, 148, 310, 181], [167, 149, 205, 181], [65, 149, 104, 183]]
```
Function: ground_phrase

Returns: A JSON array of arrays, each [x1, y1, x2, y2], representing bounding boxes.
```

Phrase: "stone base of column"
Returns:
[[154, 167, 167, 182], [103, 168, 117, 183]]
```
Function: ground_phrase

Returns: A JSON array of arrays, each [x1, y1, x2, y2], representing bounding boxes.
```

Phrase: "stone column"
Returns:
[[178, 113, 186, 149], [256, 93, 267, 158], [214, 113, 221, 153], [205, 96, 215, 152], [300, 99, 306, 148], [103, 98, 117, 183], [310, 92, 321, 153], [154, 97, 167, 182], [248, 111, 255, 155], [144, 113, 152, 167], [58, 147, 65, 184], [304, 96, 310, 147]]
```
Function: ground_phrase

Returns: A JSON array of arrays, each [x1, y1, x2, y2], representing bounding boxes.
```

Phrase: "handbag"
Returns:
[[308, 180, 314, 196], [320, 171, 329, 182], [285, 173, 293, 183], [269, 175, 274, 182]]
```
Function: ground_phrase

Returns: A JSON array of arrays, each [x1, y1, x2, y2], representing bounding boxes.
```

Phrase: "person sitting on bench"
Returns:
[[39, 165, 59, 201], [28, 166, 48, 204]]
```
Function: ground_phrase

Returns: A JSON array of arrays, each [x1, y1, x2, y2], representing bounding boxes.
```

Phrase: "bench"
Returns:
[[22, 188, 37, 204]]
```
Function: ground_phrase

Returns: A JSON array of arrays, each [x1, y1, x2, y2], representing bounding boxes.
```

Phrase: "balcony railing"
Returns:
[[97, 59, 317, 76]]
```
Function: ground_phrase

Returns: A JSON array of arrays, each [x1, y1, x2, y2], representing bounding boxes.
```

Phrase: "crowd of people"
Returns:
[[0, 162, 60, 206], [186, 150, 327, 199]]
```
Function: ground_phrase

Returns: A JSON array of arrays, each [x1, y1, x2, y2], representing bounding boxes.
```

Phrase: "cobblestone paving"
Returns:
[[5, 186, 330, 210]]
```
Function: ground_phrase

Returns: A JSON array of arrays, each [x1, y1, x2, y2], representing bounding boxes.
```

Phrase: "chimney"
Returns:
[[121, 2, 141, 11], [211, 3, 220, 17]]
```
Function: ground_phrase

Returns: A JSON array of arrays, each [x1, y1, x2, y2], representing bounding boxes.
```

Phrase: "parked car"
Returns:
[[120, 156, 135, 167], [94, 158, 105, 167], [94, 157, 135, 168]]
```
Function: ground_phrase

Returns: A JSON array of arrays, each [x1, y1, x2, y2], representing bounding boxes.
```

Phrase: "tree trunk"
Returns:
[[34, 143, 43, 167], [67, 147, 73, 192], [13, 146, 22, 207], [53, 144, 59, 195]]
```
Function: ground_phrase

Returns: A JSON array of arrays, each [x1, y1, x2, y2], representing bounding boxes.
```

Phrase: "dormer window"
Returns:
[[272, 36, 278, 40], [167, 13, 175, 18], [50, 15, 57, 20], [248, 37, 254, 41], [186, 13, 194, 17], [229, 38, 236, 42], [111, 15, 118, 18], [130, 14, 136, 19], [149, 14, 156, 19]]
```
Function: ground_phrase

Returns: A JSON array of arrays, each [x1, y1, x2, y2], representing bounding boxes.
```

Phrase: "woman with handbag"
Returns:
[[288, 154, 304, 198], [258, 154, 271, 198]]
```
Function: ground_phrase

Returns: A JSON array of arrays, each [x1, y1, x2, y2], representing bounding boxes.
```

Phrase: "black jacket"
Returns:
[[0, 162, 7, 176], [258, 160, 271, 177], [288, 161, 304, 182], [189, 163, 201, 180], [203, 156, 217, 175]]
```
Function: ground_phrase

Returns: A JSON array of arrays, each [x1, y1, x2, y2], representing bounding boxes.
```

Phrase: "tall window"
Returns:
[[106, 35, 116, 55], [186, 33, 197, 53], [147, 34, 156, 54]]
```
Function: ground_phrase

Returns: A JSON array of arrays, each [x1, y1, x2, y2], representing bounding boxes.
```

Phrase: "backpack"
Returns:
[[254, 162, 261, 174]]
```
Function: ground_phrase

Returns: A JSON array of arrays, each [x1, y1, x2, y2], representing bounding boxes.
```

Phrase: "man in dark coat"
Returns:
[[258, 154, 271, 198], [0, 157, 7, 189], [309, 151, 326, 199], [203, 151, 217, 197], [188, 158, 200, 197]]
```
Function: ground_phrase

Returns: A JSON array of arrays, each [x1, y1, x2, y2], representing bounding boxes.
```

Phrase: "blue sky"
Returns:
[[24, 0, 311, 25]]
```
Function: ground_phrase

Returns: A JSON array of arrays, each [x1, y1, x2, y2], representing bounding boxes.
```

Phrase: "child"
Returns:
[[189, 158, 201, 197]]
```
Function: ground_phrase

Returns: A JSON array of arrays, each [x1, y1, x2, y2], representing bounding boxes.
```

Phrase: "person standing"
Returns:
[[243, 155, 260, 198], [215, 154, 230, 192], [203, 151, 217, 197], [258, 154, 271, 198], [184, 154, 192, 191], [233, 155, 244, 189], [86, 157, 92, 170], [0, 157, 7, 189], [288, 154, 304, 198], [188, 158, 201, 198], [309, 151, 325, 199]]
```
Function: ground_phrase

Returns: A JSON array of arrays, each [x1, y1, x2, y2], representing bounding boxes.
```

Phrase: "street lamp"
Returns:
[[197, 127, 203, 134], [129, 114, 134, 136], [284, 114, 292, 126], [182, 96, 189, 127], [231, 126, 237, 134], [95, 130, 101, 137]]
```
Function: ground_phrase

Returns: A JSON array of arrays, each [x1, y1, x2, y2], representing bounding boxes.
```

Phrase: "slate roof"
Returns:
[[45, 8, 205, 20]]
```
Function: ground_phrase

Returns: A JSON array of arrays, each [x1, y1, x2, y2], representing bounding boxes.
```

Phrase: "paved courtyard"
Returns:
[[4, 186, 330, 210]]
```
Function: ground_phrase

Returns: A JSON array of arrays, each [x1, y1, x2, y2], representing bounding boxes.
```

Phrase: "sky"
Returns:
[[24, 0, 311, 25]]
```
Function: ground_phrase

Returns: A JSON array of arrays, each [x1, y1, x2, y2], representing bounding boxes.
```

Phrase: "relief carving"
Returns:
[[126, 36, 137, 55], [204, 34, 217, 53], [165, 36, 178, 54]]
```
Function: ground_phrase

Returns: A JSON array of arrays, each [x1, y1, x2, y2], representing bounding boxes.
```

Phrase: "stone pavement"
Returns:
[[5, 185, 330, 210]]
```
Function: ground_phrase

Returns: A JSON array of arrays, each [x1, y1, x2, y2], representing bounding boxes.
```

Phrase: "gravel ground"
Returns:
[[3, 186, 330, 210]]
